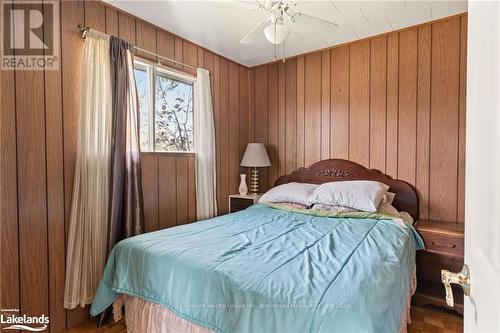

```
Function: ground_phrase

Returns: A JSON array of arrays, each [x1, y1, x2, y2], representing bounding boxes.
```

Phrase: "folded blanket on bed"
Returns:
[[91, 204, 423, 333]]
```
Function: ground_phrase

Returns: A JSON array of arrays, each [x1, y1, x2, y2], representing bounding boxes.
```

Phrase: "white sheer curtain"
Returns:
[[64, 31, 112, 309], [194, 68, 217, 219]]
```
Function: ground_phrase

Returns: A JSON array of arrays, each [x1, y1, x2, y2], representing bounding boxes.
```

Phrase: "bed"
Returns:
[[90, 159, 424, 333]]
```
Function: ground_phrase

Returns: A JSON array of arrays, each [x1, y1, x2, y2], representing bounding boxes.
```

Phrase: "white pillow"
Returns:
[[307, 180, 390, 212], [259, 182, 318, 206]]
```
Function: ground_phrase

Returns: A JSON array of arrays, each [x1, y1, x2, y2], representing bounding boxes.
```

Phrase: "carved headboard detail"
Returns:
[[274, 159, 419, 220], [315, 169, 353, 178]]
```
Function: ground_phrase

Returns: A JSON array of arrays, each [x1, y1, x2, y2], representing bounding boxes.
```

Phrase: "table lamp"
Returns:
[[240, 143, 271, 194]]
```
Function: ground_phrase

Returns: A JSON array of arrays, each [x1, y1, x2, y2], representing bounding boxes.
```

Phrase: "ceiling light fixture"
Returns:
[[264, 20, 289, 44], [239, 0, 339, 62]]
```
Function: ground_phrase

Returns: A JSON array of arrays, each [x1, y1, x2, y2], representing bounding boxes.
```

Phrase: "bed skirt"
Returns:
[[112, 265, 417, 333]]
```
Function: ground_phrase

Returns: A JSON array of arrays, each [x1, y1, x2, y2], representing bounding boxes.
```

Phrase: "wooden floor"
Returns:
[[408, 306, 463, 333], [64, 319, 126, 333], [64, 306, 463, 333]]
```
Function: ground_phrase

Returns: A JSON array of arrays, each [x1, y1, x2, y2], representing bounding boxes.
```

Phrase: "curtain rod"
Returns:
[[78, 24, 200, 72]]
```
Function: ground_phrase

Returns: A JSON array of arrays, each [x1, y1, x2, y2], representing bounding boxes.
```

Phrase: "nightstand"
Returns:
[[229, 194, 262, 213], [413, 219, 464, 315]]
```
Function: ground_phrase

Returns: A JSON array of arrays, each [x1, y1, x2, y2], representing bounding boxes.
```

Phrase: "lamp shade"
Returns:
[[240, 143, 271, 167]]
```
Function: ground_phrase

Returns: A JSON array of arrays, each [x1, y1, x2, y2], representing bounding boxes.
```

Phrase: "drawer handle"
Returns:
[[431, 241, 456, 248]]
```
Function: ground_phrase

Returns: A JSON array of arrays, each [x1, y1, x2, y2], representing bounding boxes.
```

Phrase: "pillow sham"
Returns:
[[310, 204, 358, 213], [312, 201, 402, 217], [307, 180, 389, 212], [377, 201, 399, 216], [259, 182, 318, 206], [383, 192, 396, 204], [267, 202, 308, 210]]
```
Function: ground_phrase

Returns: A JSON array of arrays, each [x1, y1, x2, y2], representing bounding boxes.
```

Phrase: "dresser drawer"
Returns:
[[418, 230, 464, 257], [417, 251, 464, 283], [229, 197, 254, 213]]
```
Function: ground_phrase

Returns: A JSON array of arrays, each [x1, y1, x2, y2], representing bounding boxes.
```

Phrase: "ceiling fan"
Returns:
[[239, 0, 339, 46]]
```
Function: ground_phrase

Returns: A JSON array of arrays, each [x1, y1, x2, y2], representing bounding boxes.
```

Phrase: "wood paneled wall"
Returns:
[[0, 5, 467, 333], [0, 1, 249, 331], [249, 14, 467, 224]]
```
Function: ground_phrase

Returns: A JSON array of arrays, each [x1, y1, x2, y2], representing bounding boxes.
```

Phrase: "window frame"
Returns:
[[134, 58, 196, 153]]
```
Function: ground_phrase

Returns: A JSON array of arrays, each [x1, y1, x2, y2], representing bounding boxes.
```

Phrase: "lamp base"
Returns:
[[250, 168, 259, 194]]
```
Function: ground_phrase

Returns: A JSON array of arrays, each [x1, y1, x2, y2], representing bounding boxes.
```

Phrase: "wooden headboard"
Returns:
[[274, 159, 419, 220]]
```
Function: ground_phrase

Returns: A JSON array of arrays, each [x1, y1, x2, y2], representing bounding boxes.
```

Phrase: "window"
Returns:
[[134, 61, 194, 152]]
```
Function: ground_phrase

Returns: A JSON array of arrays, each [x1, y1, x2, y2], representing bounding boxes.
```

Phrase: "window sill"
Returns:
[[141, 151, 195, 157]]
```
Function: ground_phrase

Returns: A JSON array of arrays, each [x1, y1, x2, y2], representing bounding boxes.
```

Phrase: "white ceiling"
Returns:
[[106, 0, 467, 67]]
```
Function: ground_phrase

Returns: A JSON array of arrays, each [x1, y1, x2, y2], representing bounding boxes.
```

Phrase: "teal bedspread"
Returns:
[[91, 204, 423, 333]]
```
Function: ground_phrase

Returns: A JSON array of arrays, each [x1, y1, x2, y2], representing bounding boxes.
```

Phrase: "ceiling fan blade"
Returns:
[[237, 0, 266, 11], [240, 21, 269, 44], [290, 12, 339, 30]]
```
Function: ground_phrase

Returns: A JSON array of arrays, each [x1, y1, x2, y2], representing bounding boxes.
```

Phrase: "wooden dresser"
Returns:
[[413, 219, 464, 315]]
